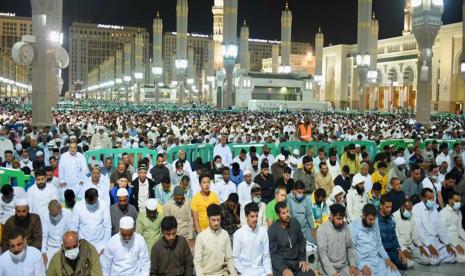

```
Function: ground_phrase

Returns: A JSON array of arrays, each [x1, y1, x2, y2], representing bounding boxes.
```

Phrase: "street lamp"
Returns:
[[356, 53, 370, 111], [222, 44, 238, 108], [123, 75, 132, 102], [412, 0, 443, 124], [152, 66, 163, 103]]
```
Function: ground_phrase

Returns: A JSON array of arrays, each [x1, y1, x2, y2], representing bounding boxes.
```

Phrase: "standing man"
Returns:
[[163, 186, 194, 249], [266, 186, 287, 226], [149, 154, 171, 186], [402, 165, 423, 199], [240, 184, 268, 228], [253, 162, 276, 204], [346, 174, 368, 223], [194, 204, 237, 276], [214, 135, 233, 167], [233, 202, 272, 276], [349, 204, 401, 276], [316, 204, 359, 276], [59, 141, 89, 195], [0, 228, 45, 276], [131, 164, 155, 212], [27, 169, 59, 219], [136, 198, 163, 253], [237, 169, 254, 206], [150, 216, 194, 275], [315, 162, 333, 196], [80, 166, 111, 206], [191, 173, 220, 234], [293, 156, 315, 195], [101, 217, 150, 275], [70, 188, 111, 254], [287, 181, 315, 243], [213, 167, 237, 203], [268, 201, 315, 276], [110, 188, 138, 235], [298, 116, 313, 142]]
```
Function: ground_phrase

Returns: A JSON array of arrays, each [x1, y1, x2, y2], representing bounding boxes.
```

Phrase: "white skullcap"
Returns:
[[119, 216, 134, 229], [36, 151, 44, 157], [151, 126, 156, 131], [15, 197, 28, 206], [277, 154, 285, 161], [243, 169, 251, 176], [355, 144, 361, 148], [393, 157, 406, 166], [293, 149, 300, 155], [352, 174, 365, 187], [116, 188, 129, 197], [146, 198, 158, 211]]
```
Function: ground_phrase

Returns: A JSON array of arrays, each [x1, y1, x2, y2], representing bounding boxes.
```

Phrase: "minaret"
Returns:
[[272, 44, 279, 73], [240, 20, 250, 71], [176, 0, 188, 103], [280, 2, 292, 72], [315, 27, 324, 78], [403, 0, 412, 36], [222, 0, 238, 108], [187, 46, 195, 82], [212, 0, 224, 70], [134, 32, 144, 103], [370, 13, 379, 69], [357, 0, 372, 56], [153, 11, 163, 68]]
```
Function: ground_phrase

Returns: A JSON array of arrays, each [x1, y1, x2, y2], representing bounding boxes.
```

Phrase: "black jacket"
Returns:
[[131, 178, 156, 211]]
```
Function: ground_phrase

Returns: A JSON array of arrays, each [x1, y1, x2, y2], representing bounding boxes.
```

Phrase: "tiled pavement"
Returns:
[[402, 263, 463, 276]]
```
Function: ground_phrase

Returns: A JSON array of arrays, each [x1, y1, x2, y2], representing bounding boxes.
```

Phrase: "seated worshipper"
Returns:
[[240, 184, 267, 228], [276, 166, 295, 194], [191, 173, 220, 234], [150, 216, 194, 276], [110, 188, 138, 235], [315, 162, 334, 196], [154, 176, 176, 205], [271, 154, 288, 182], [63, 189, 76, 210], [213, 166, 238, 203], [109, 161, 132, 188], [1, 198, 42, 252], [171, 150, 193, 174], [293, 156, 316, 195], [46, 231, 102, 276], [421, 164, 443, 208], [326, 185, 346, 208], [109, 175, 133, 205], [316, 204, 359, 276], [346, 174, 368, 223], [393, 198, 434, 266], [0, 227, 45, 276], [386, 177, 407, 213], [170, 160, 189, 186], [254, 162, 276, 203], [389, 157, 408, 186], [27, 168, 59, 218], [42, 200, 72, 268], [371, 161, 389, 194], [412, 188, 457, 265], [194, 204, 237, 276], [333, 165, 352, 194], [136, 198, 163, 253], [0, 185, 18, 233], [130, 164, 155, 212], [209, 155, 224, 183], [179, 175, 194, 199], [79, 165, 111, 206], [441, 172, 457, 205], [237, 169, 255, 206], [266, 186, 288, 226], [349, 204, 401, 276], [149, 154, 171, 186], [327, 150, 341, 182], [220, 193, 241, 238], [340, 144, 360, 176], [402, 164, 423, 199], [70, 188, 111, 254], [439, 191, 465, 263], [268, 201, 315, 276], [101, 217, 150, 275], [233, 202, 272, 276], [367, 182, 382, 210], [311, 188, 329, 229], [163, 186, 193, 248], [230, 162, 244, 186], [377, 195, 410, 270]]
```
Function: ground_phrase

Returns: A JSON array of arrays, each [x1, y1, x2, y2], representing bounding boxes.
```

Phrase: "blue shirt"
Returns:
[[230, 170, 244, 186], [377, 212, 401, 251], [286, 194, 315, 242]]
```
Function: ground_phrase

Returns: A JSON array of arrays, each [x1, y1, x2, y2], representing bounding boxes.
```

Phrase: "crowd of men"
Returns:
[[0, 104, 465, 275]]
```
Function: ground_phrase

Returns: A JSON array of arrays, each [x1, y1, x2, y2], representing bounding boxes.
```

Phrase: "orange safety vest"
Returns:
[[299, 124, 312, 142]]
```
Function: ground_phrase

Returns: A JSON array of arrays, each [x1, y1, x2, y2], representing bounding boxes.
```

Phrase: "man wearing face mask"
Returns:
[[164, 186, 194, 249], [70, 188, 111, 254], [170, 160, 189, 186], [240, 184, 267, 228], [136, 198, 163, 253], [316, 204, 359, 276], [47, 230, 102, 275], [2, 198, 42, 252], [110, 188, 138, 235], [346, 174, 368, 223], [0, 228, 45, 275], [349, 204, 401, 276], [412, 188, 457, 265], [42, 200, 72, 267], [440, 191, 465, 263], [421, 164, 443, 208], [393, 199, 432, 266], [101, 216, 150, 275], [287, 181, 316, 243]]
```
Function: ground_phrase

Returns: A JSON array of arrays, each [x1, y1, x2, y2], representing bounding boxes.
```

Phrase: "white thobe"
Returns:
[[101, 233, 150, 276], [0, 197, 15, 224], [59, 152, 89, 195], [0, 137, 13, 161], [172, 159, 192, 174], [79, 176, 111, 206], [189, 171, 201, 195], [232, 224, 272, 276], [0, 246, 45, 276], [440, 205, 465, 263], [421, 177, 442, 205], [27, 184, 59, 219], [353, 173, 373, 193], [412, 202, 456, 265], [259, 154, 275, 166], [328, 162, 341, 181], [131, 171, 153, 181], [232, 157, 248, 171], [70, 199, 111, 253], [237, 181, 254, 206], [212, 180, 237, 203], [42, 208, 72, 266], [240, 201, 267, 228], [346, 189, 368, 223], [20, 159, 33, 170], [214, 144, 233, 167], [435, 153, 452, 172]]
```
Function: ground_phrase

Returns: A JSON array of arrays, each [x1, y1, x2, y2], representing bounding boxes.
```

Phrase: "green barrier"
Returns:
[[85, 148, 158, 169], [277, 142, 318, 157], [378, 139, 415, 152], [332, 141, 378, 159], [421, 139, 464, 150], [167, 144, 215, 164], [228, 143, 278, 158], [0, 168, 29, 189]]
